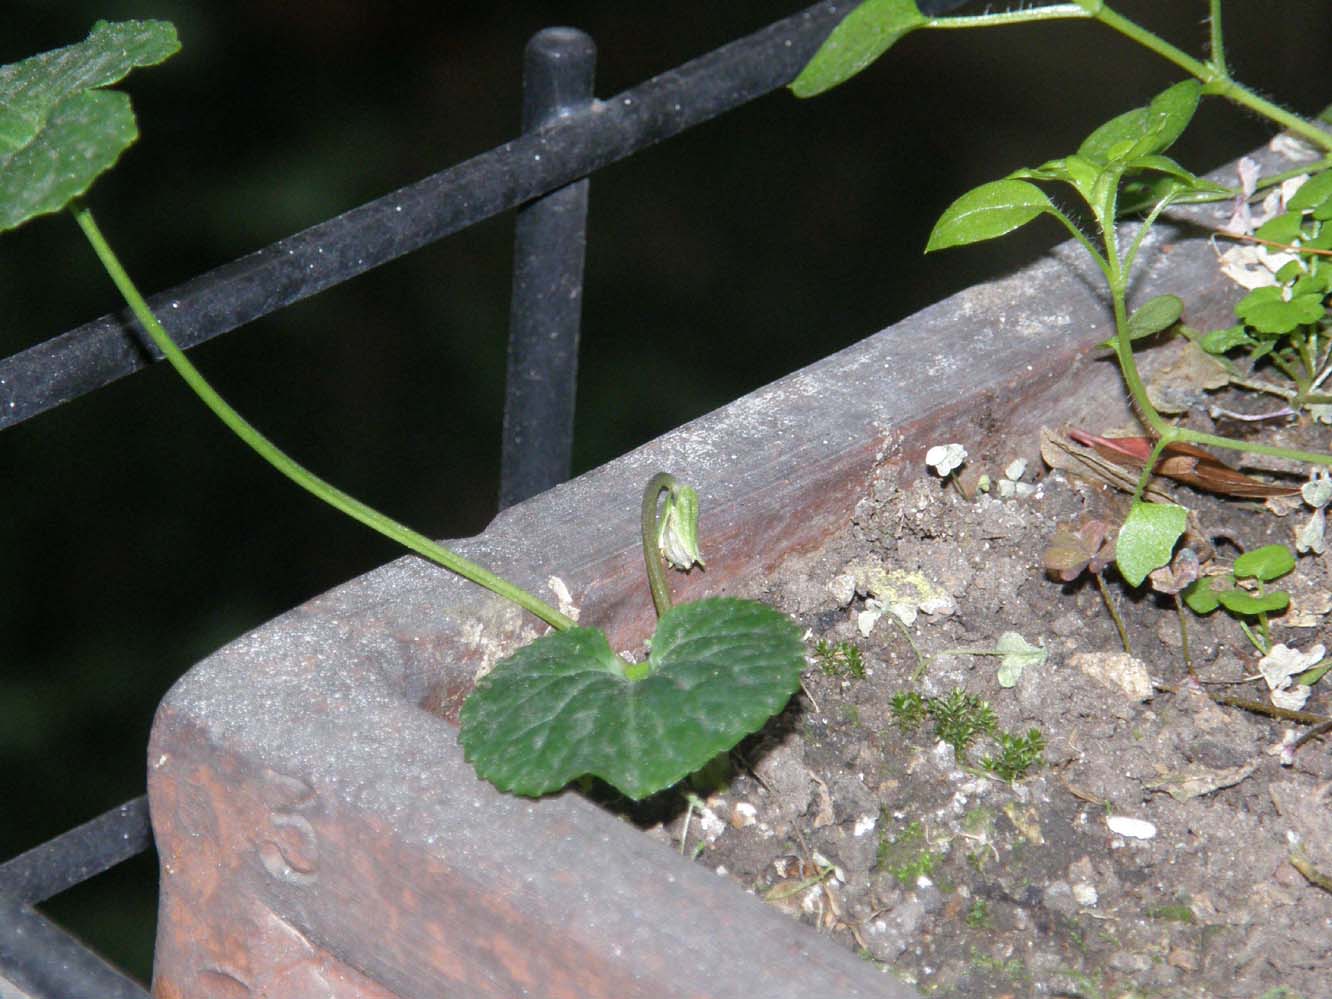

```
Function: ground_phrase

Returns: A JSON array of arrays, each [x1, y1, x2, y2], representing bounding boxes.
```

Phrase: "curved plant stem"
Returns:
[[71, 202, 575, 632], [641, 471, 677, 619], [926, 1, 1332, 154]]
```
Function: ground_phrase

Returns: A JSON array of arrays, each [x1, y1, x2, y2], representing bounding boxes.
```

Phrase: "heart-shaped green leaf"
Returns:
[[926, 179, 1053, 252], [1116, 501, 1187, 587], [0, 20, 179, 233], [790, 0, 927, 98], [459, 597, 805, 800]]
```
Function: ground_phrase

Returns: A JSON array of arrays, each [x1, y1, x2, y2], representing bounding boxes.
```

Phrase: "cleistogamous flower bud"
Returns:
[[658, 482, 705, 571]]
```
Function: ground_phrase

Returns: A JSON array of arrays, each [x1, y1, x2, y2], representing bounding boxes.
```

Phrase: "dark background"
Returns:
[[3, 0, 1329, 982]]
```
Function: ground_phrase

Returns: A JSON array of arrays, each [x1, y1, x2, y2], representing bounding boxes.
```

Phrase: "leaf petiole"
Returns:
[[71, 201, 575, 632]]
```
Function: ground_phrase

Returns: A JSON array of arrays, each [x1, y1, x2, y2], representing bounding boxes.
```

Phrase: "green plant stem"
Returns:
[[1206, 0, 1227, 79], [1094, 572, 1131, 655], [1172, 593, 1195, 678], [71, 202, 575, 632], [1080, 1, 1332, 152], [923, 4, 1089, 30], [927, 1, 1332, 154], [641, 471, 677, 618]]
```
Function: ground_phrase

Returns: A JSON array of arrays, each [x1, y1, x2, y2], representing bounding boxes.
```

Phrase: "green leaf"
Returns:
[[1200, 324, 1254, 354], [1287, 169, 1332, 214], [1235, 286, 1326, 334], [1078, 80, 1202, 166], [1233, 544, 1295, 582], [790, 0, 926, 98], [1182, 576, 1221, 614], [1118, 171, 1230, 215], [926, 179, 1054, 252], [1254, 212, 1304, 245], [459, 598, 805, 800], [1115, 502, 1187, 587], [0, 20, 180, 232], [1216, 589, 1289, 616], [1276, 260, 1307, 284], [1125, 295, 1183, 341], [1122, 154, 1229, 195], [1292, 270, 1331, 297], [994, 631, 1047, 688]]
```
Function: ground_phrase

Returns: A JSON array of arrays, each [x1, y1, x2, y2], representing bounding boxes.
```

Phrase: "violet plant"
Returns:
[[3, 21, 805, 801]]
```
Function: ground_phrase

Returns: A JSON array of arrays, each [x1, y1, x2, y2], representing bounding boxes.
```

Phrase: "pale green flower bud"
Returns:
[[657, 483, 705, 571]]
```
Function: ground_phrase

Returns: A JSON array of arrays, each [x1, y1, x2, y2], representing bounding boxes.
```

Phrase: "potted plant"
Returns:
[[9, 8, 1330, 996]]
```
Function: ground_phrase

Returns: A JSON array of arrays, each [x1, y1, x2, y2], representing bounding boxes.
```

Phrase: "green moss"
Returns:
[[814, 638, 867, 680], [964, 898, 990, 928], [1145, 903, 1195, 923], [876, 817, 942, 886]]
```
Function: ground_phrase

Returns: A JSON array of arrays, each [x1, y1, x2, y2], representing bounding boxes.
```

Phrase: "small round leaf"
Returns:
[[1233, 544, 1295, 582]]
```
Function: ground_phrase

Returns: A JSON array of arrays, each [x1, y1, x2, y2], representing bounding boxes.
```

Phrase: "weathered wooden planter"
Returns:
[[147, 150, 1275, 997]]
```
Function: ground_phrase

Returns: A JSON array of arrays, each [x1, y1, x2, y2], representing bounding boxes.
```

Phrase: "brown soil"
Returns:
[[637, 415, 1332, 998]]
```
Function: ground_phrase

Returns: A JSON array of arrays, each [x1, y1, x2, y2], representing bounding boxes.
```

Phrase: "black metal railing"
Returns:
[[0, 2, 976, 993]]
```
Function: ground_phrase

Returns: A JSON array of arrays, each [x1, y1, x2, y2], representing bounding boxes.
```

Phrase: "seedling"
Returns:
[[925, 442, 968, 493], [5, 23, 806, 801], [938, 631, 1047, 688], [795, 1, 1332, 587], [1202, 168, 1332, 418], [1181, 543, 1294, 655], [1043, 516, 1132, 654]]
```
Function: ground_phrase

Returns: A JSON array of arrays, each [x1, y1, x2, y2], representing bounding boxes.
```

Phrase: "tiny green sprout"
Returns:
[[940, 631, 1047, 688], [1182, 543, 1294, 655], [815, 638, 867, 680], [925, 442, 968, 480]]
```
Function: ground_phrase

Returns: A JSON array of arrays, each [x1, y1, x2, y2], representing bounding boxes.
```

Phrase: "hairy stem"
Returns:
[[72, 202, 575, 632]]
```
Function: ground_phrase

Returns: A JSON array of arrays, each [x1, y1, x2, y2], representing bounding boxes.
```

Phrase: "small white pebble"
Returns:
[[1107, 815, 1156, 839]]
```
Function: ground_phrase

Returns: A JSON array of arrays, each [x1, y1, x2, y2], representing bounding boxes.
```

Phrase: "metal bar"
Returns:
[[0, 895, 151, 999], [0, 0, 853, 432], [0, 797, 151, 906], [499, 28, 596, 510]]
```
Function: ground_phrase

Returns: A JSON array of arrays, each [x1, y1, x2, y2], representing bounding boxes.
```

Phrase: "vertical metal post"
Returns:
[[499, 27, 596, 510]]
